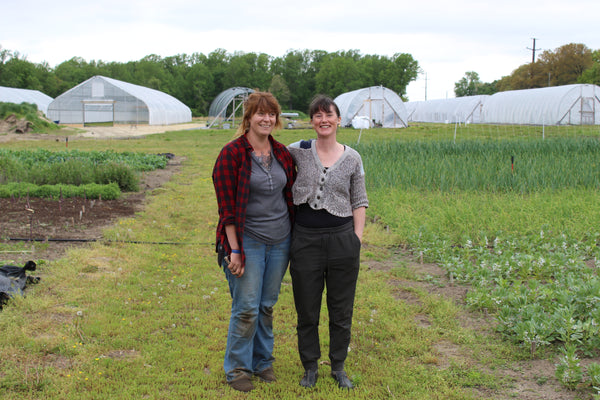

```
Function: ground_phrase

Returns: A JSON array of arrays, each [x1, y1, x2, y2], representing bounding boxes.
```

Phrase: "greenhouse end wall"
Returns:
[[48, 76, 191, 126]]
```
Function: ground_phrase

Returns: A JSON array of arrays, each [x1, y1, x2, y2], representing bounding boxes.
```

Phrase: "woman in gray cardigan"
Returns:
[[288, 95, 368, 390]]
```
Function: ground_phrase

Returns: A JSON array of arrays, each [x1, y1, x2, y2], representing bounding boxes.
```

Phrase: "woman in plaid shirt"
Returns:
[[212, 92, 295, 392]]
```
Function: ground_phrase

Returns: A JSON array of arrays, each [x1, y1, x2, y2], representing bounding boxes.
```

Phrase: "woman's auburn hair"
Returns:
[[235, 91, 282, 137]]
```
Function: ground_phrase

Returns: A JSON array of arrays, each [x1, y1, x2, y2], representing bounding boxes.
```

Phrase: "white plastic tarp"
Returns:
[[407, 95, 489, 124], [481, 84, 600, 125], [351, 116, 370, 129], [334, 86, 408, 128], [0, 86, 53, 115]]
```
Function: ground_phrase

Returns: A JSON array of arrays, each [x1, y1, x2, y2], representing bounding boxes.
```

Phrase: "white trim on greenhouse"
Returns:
[[334, 86, 408, 128], [47, 76, 191, 126], [481, 84, 600, 126], [0, 86, 53, 115], [406, 95, 489, 124]]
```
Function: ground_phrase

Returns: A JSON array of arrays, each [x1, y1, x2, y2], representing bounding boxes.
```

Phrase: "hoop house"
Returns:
[[406, 95, 489, 124], [208, 87, 254, 128], [47, 76, 191, 125], [334, 86, 408, 128], [0, 86, 53, 115], [481, 84, 600, 125]]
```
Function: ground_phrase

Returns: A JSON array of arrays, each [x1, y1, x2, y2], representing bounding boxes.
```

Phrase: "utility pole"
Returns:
[[527, 38, 541, 88], [527, 38, 540, 63], [424, 72, 428, 101]]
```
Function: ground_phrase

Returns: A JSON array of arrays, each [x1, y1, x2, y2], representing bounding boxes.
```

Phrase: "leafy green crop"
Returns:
[[0, 149, 167, 194]]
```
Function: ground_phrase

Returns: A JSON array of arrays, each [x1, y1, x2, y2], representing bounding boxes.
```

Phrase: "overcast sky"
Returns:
[[3, 0, 599, 102]]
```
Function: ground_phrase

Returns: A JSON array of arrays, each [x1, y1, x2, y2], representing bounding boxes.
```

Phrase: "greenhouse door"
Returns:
[[82, 100, 115, 126], [580, 97, 596, 125]]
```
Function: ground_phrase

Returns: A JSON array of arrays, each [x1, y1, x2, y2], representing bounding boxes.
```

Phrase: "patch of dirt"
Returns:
[[0, 114, 33, 134], [363, 249, 593, 400], [0, 122, 206, 142], [0, 155, 184, 265]]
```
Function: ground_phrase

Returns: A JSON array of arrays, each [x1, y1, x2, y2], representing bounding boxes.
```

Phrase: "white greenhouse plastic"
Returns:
[[406, 95, 489, 124], [47, 76, 191, 125], [334, 86, 408, 128], [0, 86, 53, 115], [481, 84, 600, 125]]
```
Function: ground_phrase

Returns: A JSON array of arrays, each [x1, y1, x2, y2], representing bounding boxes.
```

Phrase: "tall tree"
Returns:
[[454, 71, 483, 97], [578, 49, 600, 85], [387, 53, 420, 98], [539, 43, 593, 86], [315, 51, 364, 98], [268, 74, 291, 108]]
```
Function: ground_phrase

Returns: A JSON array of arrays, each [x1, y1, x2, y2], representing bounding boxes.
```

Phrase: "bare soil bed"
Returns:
[[0, 155, 183, 264]]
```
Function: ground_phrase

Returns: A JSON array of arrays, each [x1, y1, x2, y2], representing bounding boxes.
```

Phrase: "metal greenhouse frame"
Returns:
[[207, 87, 254, 129]]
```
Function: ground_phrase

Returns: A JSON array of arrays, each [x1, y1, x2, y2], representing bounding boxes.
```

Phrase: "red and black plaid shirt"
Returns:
[[212, 134, 295, 266]]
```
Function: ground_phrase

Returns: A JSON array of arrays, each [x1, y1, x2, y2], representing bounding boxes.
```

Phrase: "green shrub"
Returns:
[[0, 149, 160, 194], [93, 162, 139, 191], [0, 156, 25, 184], [29, 159, 94, 186]]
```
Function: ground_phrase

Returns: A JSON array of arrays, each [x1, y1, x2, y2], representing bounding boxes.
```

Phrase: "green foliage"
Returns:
[[588, 362, 600, 396], [1, 46, 421, 115], [454, 71, 483, 97], [0, 149, 167, 195], [555, 344, 583, 389], [358, 137, 600, 193], [462, 42, 595, 93], [0, 182, 121, 199], [0, 156, 24, 183], [93, 162, 139, 192]]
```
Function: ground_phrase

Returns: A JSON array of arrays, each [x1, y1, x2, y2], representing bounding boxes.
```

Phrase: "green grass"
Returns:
[[0, 123, 599, 398]]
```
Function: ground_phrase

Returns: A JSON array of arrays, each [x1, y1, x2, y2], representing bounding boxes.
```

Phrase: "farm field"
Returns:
[[1, 123, 600, 399]]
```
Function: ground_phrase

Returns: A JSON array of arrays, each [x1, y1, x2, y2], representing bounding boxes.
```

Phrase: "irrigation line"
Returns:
[[4, 237, 209, 246]]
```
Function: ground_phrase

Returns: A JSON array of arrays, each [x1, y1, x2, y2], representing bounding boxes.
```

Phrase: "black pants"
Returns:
[[289, 221, 361, 371]]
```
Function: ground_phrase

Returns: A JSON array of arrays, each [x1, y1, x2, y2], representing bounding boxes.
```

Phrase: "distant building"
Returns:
[[0, 86, 53, 115]]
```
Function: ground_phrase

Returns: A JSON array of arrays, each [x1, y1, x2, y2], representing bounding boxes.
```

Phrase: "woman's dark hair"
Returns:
[[309, 95, 340, 119], [235, 91, 282, 137]]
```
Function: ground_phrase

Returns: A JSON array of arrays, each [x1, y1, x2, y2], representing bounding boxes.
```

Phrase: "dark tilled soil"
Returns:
[[0, 156, 183, 264]]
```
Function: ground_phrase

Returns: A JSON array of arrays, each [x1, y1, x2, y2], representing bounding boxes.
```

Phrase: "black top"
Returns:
[[295, 203, 353, 228]]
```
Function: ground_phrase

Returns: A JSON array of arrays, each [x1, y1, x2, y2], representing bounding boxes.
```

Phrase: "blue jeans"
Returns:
[[223, 233, 290, 381]]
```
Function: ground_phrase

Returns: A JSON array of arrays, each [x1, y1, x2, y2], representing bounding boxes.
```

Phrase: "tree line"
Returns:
[[454, 43, 600, 97], [0, 46, 419, 116]]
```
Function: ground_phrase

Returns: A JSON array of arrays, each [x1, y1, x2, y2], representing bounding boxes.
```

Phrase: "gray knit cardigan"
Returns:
[[288, 140, 369, 217]]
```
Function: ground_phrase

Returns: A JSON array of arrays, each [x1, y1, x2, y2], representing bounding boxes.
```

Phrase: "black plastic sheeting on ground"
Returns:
[[0, 261, 40, 308]]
